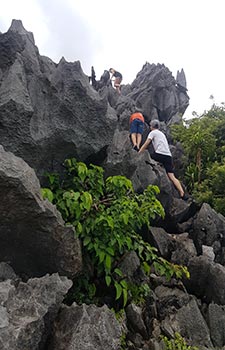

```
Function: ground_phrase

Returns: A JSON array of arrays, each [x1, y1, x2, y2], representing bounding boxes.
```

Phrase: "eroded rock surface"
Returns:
[[0, 145, 82, 279]]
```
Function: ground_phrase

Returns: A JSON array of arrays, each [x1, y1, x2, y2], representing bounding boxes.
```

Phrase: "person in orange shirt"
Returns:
[[129, 111, 145, 151]]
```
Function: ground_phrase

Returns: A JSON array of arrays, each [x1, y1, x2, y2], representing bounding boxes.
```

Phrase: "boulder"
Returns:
[[0, 146, 82, 278], [155, 286, 213, 348], [0, 273, 72, 350], [48, 303, 122, 350], [192, 202, 225, 262]]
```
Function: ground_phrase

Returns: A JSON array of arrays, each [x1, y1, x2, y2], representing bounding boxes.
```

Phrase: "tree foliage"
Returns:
[[162, 332, 199, 350], [171, 103, 225, 215], [42, 158, 189, 308]]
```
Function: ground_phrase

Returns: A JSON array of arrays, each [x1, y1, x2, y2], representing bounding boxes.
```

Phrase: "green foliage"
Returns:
[[171, 115, 217, 183], [184, 163, 199, 191], [41, 188, 54, 203], [128, 283, 151, 305], [153, 258, 190, 280], [192, 162, 225, 214], [171, 103, 225, 216], [42, 158, 189, 307], [67, 272, 97, 305], [162, 332, 199, 350]]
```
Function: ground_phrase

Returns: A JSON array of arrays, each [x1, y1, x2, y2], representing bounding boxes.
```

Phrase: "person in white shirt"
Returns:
[[139, 119, 187, 200]]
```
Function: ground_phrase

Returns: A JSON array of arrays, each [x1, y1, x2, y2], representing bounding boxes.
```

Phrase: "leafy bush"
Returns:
[[171, 104, 225, 216], [162, 332, 199, 350], [42, 158, 189, 307]]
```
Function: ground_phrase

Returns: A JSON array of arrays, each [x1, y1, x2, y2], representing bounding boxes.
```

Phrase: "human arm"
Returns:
[[138, 138, 151, 153]]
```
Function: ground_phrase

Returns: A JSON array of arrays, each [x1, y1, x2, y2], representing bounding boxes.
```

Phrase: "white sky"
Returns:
[[0, 0, 224, 117]]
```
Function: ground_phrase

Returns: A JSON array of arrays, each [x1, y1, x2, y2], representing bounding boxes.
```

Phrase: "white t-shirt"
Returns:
[[148, 129, 172, 156]]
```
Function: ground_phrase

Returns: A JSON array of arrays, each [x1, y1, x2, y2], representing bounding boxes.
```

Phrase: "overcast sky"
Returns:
[[1, 0, 224, 118]]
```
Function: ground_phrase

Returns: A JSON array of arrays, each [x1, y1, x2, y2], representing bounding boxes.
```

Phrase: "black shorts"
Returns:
[[151, 152, 174, 173]]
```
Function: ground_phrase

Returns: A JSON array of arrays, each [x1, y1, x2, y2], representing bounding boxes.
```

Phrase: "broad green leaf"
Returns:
[[115, 282, 122, 300], [48, 174, 56, 185], [83, 236, 91, 246], [142, 261, 150, 275], [154, 261, 166, 276], [77, 162, 88, 181], [99, 251, 105, 264], [41, 188, 54, 203], [76, 222, 82, 234], [121, 213, 129, 225], [86, 242, 93, 250], [106, 247, 114, 256], [120, 279, 128, 289], [122, 287, 128, 307], [106, 216, 114, 229], [81, 192, 92, 210], [126, 236, 132, 249], [72, 192, 80, 201], [105, 275, 111, 286], [114, 268, 123, 277], [105, 254, 112, 271]]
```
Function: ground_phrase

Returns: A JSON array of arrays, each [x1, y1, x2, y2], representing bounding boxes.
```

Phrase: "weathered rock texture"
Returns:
[[0, 20, 189, 185], [48, 303, 122, 350], [1, 19, 225, 350], [0, 20, 117, 181], [0, 273, 72, 350], [0, 145, 82, 279]]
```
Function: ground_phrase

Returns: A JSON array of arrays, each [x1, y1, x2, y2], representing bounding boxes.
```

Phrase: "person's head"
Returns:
[[109, 68, 115, 74], [150, 119, 160, 129]]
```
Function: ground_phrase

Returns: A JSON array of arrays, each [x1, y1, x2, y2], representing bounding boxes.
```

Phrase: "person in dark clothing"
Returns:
[[99, 70, 111, 87], [89, 66, 96, 86], [109, 68, 122, 94]]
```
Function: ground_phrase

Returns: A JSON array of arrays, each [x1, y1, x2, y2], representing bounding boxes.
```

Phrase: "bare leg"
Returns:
[[136, 133, 142, 149], [114, 83, 121, 94], [131, 133, 137, 147], [167, 172, 184, 197]]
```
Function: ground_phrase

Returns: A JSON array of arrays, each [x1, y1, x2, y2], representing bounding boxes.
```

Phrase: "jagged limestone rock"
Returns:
[[0, 145, 82, 278], [48, 303, 122, 350], [0, 20, 117, 182], [0, 273, 72, 350]]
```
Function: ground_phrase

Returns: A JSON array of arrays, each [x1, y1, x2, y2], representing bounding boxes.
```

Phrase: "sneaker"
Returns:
[[181, 194, 189, 201], [133, 145, 139, 152]]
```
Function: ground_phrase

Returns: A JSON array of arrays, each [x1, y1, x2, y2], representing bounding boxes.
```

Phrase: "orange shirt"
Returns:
[[129, 112, 144, 124]]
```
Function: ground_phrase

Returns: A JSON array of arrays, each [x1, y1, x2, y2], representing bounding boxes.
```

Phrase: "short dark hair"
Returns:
[[150, 119, 160, 129]]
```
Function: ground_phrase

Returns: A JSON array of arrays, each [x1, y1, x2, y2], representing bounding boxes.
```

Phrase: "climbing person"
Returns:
[[109, 68, 122, 94], [129, 110, 145, 151], [89, 66, 97, 87], [99, 70, 111, 88], [138, 119, 187, 200]]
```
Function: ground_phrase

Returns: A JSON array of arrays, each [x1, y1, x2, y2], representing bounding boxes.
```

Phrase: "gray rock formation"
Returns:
[[0, 145, 82, 279], [0, 273, 72, 350], [208, 303, 225, 348], [0, 19, 117, 181], [191, 202, 225, 262], [48, 303, 122, 350], [126, 62, 189, 123], [2, 19, 225, 350], [0, 20, 190, 186], [155, 286, 213, 348]]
